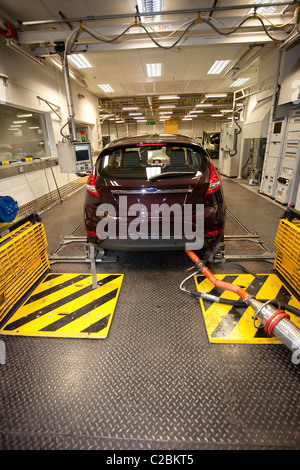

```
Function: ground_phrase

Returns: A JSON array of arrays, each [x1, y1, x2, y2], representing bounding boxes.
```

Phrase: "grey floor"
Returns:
[[0, 178, 299, 451]]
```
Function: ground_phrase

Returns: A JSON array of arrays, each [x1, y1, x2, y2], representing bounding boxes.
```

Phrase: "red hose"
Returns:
[[185, 250, 249, 300]]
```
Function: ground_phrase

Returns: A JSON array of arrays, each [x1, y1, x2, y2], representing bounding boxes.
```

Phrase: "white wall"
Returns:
[[101, 118, 223, 143], [0, 162, 77, 206], [0, 40, 100, 206]]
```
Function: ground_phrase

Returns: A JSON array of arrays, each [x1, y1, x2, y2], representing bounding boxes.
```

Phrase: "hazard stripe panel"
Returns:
[[194, 273, 300, 344], [0, 273, 124, 339]]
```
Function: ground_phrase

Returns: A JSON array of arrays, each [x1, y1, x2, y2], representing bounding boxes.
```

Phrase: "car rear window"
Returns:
[[97, 144, 208, 180]]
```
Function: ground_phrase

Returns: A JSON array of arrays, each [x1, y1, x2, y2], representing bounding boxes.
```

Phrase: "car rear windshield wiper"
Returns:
[[148, 171, 195, 182]]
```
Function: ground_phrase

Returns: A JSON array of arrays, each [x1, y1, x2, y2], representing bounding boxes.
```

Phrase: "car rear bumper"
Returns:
[[85, 230, 224, 252], [96, 236, 189, 251]]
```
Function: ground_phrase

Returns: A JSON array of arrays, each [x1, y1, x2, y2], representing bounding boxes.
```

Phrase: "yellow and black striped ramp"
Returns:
[[0, 273, 123, 339], [194, 273, 300, 344]]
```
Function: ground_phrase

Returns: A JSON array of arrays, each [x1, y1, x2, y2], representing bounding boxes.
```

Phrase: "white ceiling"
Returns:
[[0, 0, 298, 121]]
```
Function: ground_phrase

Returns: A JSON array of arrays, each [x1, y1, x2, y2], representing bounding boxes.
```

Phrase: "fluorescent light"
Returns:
[[159, 104, 176, 109], [159, 111, 173, 114], [137, 119, 147, 122], [146, 63, 162, 77], [16, 114, 32, 117], [211, 114, 224, 117], [122, 106, 139, 110], [134, 116, 145, 119], [29, 126, 39, 129], [98, 84, 114, 93], [221, 109, 233, 113], [195, 103, 213, 107], [207, 60, 231, 75], [205, 93, 227, 98], [10, 124, 22, 127], [182, 118, 192, 121], [158, 95, 180, 100], [248, 0, 284, 15], [135, 0, 164, 23], [189, 110, 203, 114], [129, 113, 143, 116], [68, 54, 92, 68], [230, 78, 250, 87], [13, 120, 26, 124]]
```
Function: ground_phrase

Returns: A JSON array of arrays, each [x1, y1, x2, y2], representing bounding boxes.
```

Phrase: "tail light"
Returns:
[[86, 166, 100, 197], [206, 160, 221, 195], [207, 228, 223, 236], [86, 230, 98, 237]]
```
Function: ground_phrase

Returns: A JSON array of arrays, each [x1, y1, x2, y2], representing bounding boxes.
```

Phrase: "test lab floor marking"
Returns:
[[195, 273, 300, 344], [0, 273, 124, 339]]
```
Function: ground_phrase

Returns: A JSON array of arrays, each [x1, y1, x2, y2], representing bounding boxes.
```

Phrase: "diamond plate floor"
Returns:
[[0, 182, 300, 450]]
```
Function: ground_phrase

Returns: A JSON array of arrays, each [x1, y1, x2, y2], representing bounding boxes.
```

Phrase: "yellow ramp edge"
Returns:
[[194, 273, 300, 344], [0, 273, 124, 339]]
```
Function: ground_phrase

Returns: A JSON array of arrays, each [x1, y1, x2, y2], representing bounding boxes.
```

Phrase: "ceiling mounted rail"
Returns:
[[21, 2, 298, 26]]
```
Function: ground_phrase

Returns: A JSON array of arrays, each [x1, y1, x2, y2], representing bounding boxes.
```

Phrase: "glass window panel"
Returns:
[[97, 144, 208, 180], [0, 104, 51, 162]]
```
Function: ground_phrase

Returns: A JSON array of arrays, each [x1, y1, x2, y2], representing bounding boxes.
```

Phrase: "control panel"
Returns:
[[275, 109, 300, 205], [57, 141, 93, 173], [260, 118, 287, 198]]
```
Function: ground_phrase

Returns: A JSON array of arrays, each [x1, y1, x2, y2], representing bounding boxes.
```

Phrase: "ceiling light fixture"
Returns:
[[230, 78, 250, 87], [211, 114, 224, 117], [68, 54, 92, 68], [195, 103, 213, 107], [129, 113, 143, 115], [158, 95, 180, 100], [16, 114, 32, 118], [146, 63, 162, 77], [205, 93, 227, 98], [189, 110, 203, 114], [207, 60, 231, 74], [98, 84, 115, 93], [182, 118, 192, 121], [135, 0, 164, 23], [122, 106, 139, 110], [159, 104, 176, 109], [248, 0, 284, 15]]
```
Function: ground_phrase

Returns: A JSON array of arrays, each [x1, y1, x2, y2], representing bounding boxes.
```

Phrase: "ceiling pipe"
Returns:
[[21, 2, 296, 26], [61, 52, 77, 141]]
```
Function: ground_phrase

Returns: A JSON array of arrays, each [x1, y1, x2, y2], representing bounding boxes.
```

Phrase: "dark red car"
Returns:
[[84, 134, 225, 255]]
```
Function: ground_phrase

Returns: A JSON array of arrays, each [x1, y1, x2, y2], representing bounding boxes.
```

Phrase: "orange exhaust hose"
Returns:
[[185, 250, 249, 301]]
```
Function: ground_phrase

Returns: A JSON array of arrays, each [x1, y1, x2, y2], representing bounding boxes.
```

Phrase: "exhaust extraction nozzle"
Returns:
[[245, 297, 300, 361], [185, 250, 300, 364]]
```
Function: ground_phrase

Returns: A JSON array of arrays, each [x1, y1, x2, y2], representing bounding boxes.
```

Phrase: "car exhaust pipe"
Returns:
[[185, 250, 300, 363]]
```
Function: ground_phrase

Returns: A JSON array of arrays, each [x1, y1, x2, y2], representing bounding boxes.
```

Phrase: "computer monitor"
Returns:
[[73, 142, 93, 172], [273, 121, 282, 135]]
